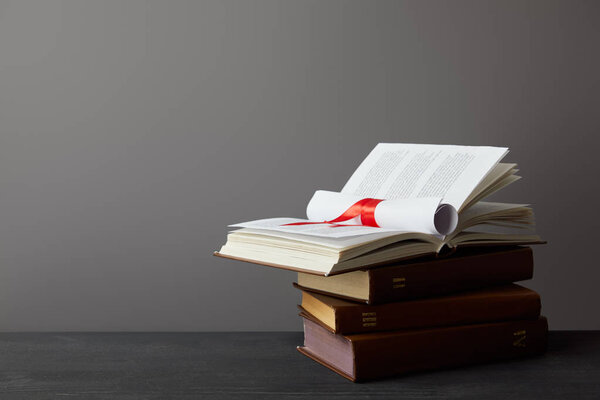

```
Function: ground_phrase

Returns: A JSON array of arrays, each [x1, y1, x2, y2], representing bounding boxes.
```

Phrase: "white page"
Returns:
[[229, 217, 405, 238], [459, 201, 530, 221], [230, 228, 404, 249], [341, 143, 508, 211]]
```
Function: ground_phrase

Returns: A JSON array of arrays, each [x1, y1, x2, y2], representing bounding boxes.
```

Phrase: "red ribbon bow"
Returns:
[[283, 197, 384, 228]]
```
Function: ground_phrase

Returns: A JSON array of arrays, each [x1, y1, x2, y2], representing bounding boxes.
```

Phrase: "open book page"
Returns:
[[229, 218, 405, 238], [461, 163, 518, 210], [221, 227, 443, 273], [228, 227, 409, 249], [341, 143, 508, 211], [459, 201, 531, 222], [448, 231, 542, 247], [452, 202, 534, 233]]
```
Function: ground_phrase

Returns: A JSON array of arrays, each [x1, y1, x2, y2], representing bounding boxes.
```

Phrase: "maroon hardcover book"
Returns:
[[296, 246, 534, 304], [298, 315, 548, 382]]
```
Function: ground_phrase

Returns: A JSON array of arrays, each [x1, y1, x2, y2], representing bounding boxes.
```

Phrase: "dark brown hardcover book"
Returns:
[[296, 246, 534, 304], [298, 315, 548, 382], [298, 284, 541, 334]]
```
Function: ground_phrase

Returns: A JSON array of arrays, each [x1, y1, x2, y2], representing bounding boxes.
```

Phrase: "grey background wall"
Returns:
[[0, 0, 598, 331]]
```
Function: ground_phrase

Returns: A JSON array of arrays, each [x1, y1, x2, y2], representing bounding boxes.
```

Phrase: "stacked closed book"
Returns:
[[215, 143, 546, 381], [295, 246, 546, 381]]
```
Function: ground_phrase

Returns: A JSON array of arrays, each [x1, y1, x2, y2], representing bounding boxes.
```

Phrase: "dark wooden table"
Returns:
[[0, 332, 598, 399]]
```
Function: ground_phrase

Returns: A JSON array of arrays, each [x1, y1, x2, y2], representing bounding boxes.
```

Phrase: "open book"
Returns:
[[215, 143, 543, 275]]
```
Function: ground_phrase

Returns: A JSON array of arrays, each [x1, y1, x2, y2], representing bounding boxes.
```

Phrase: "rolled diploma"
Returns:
[[306, 190, 458, 236]]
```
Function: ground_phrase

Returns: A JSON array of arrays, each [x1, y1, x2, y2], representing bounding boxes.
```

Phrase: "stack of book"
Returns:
[[216, 143, 546, 381], [295, 246, 546, 381]]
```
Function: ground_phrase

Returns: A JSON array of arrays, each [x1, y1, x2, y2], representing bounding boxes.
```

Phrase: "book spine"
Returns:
[[352, 317, 547, 381], [334, 287, 541, 334], [369, 247, 534, 304]]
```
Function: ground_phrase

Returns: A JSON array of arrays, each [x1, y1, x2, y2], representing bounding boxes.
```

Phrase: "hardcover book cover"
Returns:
[[298, 284, 541, 334], [296, 246, 535, 304], [299, 316, 548, 381]]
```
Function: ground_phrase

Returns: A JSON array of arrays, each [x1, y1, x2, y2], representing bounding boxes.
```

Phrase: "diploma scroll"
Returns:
[[306, 190, 458, 236]]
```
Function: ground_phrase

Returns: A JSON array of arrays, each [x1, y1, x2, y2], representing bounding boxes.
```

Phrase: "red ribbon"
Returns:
[[283, 197, 384, 228]]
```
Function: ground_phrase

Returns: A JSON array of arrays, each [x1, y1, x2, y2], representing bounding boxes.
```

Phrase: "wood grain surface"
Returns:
[[0, 332, 598, 399]]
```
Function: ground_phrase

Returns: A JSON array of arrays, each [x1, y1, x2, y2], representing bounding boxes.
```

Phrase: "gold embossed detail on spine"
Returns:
[[513, 329, 527, 348], [392, 277, 406, 289], [362, 312, 377, 327]]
